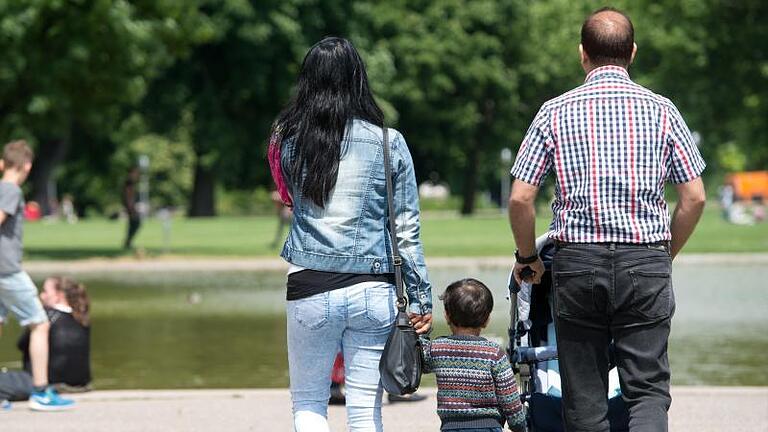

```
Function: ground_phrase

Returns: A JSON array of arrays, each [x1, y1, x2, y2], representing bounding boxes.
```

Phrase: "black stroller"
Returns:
[[507, 235, 630, 432]]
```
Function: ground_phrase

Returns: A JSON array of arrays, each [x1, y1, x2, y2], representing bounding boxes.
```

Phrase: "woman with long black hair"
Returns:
[[268, 37, 433, 431]]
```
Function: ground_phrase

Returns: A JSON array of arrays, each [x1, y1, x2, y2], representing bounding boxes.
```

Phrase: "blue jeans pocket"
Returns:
[[292, 292, 330, 330], [364, 285, 395, 326]]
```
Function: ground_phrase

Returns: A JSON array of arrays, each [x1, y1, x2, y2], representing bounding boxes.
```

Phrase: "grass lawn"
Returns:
[[23, 205, 768, 260]]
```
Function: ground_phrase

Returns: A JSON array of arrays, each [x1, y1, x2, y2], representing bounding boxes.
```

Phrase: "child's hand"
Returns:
[[408, 313, 432, 334]]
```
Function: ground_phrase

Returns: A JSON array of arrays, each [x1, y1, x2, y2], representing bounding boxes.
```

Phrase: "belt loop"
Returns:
[[609, 242, 616, 252]]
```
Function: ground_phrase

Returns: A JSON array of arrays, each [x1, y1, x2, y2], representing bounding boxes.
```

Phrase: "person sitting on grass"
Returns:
[[0, 140, 74, 411], [421, 278, 526, 432]]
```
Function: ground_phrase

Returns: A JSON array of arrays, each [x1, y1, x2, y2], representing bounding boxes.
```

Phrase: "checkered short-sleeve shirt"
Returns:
[[511, 65, 706, 243]]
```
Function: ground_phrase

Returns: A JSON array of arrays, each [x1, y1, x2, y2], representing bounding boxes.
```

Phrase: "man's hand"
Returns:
[[513, 258, 545, 285], [409, 313, 432, 334]]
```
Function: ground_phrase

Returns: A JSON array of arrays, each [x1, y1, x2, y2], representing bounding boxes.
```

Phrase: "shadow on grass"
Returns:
[[25, 248, 129, 260]]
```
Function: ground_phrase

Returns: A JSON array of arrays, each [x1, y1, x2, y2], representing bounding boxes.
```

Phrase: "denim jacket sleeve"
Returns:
[[390, 129, 433, 315]]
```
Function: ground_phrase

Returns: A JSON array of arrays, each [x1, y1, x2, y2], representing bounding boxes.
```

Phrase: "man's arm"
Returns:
[[670, 177, 706, 259], [508, 179, 544, 284], [0, 210, 6, 226]]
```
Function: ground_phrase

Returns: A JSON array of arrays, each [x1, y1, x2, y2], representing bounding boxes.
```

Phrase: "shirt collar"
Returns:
[[585, 65, 630, 83], [52, 304, 73, 314]]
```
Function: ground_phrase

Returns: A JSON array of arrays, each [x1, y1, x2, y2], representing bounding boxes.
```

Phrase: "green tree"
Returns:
[[142, 0, 364, 216], [630, 0, 768, 173], [355, 0, 525, 214], [0, 1, 198, 213]]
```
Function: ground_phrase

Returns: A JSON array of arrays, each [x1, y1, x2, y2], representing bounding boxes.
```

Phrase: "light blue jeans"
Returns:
[[0, 271, 47, 326], [287, 281, 396, 432]]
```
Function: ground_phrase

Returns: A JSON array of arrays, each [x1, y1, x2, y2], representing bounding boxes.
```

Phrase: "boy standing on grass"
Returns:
[[0, 140, 74, 411], [422, 278, 526, 432]]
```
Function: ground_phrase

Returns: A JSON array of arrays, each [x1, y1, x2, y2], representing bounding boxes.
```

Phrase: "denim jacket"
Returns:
[[280, 119, 432, 314]]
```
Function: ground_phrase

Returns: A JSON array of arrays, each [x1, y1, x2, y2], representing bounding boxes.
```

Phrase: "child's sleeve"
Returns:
[[419, 336, 433, 373], [491, 348, 527, 432]]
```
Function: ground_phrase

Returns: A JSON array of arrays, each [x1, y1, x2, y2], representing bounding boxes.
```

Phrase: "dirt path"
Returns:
[[1, 387, 766, 431]]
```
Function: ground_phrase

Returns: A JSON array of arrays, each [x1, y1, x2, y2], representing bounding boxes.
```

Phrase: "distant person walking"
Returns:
[[122, 167, 141, 250], [0, 140, 74, 411], [508, 8, 706, 432], [268, 37, 433, 432]]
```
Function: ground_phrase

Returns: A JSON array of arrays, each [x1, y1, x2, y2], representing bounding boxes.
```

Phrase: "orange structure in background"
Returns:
[[725, 171, 768, 201]]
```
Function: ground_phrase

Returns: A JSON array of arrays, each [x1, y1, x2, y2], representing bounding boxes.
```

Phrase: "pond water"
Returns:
[[0, 263, 765, 389]]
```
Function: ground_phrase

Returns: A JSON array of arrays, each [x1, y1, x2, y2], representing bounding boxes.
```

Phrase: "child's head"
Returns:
[[1, 140, 34, 183], [440, 278, 494, 329]]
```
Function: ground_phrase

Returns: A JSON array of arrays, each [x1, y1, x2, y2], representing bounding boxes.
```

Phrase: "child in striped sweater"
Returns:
[[421, 278, 526, 432]]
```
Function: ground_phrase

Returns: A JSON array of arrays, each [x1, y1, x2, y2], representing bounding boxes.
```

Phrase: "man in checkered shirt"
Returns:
[[508, 7, 706, 432]]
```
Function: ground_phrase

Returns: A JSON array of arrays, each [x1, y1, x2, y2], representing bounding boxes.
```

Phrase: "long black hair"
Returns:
[[272, 37, 384, 208]]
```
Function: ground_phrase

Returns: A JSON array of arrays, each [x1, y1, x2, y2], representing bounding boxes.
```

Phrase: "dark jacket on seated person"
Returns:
[[18, 307, 91, 387]]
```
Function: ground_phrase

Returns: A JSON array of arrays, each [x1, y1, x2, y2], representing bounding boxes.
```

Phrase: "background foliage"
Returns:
[[0, 0, 764, 216]]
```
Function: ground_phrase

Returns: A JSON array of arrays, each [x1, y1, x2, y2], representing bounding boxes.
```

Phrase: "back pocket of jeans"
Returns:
[[364, 285, 395, 327], [629, 270, 672, 320], [293, 292, 330, 330], [554, 269, 597, 318]]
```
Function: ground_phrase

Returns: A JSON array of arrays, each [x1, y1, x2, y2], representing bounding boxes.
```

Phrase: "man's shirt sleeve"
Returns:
[[511, 106, 553, 186], [666, 103, 706, 184]]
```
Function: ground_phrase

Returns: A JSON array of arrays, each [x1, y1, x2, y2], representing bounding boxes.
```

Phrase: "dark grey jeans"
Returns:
[[552, 243, 674, 432]]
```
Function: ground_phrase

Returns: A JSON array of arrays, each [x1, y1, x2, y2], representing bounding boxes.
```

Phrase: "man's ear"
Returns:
[[630, 42, 638, 65], [579, 44, 591, 73], [579, 44, 588, 66], [0, 160, 4, 172]]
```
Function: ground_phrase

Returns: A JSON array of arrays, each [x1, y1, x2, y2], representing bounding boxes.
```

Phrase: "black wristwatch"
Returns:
[[515, 249, 538, 264]]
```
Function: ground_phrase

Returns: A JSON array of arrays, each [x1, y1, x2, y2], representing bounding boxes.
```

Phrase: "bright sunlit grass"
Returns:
[[22, 204, 767, 260]]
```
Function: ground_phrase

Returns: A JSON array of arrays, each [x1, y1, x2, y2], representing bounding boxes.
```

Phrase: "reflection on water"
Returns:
[[0, 264, 765, 389]]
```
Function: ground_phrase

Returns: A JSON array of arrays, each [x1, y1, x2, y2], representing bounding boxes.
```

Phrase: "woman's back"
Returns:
[[281, 120, 417, 273]]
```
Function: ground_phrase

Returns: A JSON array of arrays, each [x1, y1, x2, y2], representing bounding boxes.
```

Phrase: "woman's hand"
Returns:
[[408, 313, 433, 334]]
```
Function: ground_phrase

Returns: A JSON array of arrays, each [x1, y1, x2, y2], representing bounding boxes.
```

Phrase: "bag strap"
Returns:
[[382, 127, 407, 313]]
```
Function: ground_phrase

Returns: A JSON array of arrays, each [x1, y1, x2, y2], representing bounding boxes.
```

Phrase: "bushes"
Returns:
[[216, 188, 275, 216]]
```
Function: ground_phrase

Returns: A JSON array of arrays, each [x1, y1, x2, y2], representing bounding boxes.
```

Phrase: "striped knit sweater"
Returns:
[[421, 335, 526, 431]]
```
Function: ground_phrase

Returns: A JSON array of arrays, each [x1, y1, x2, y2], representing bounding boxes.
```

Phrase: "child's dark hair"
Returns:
[[439, 278, 493, 328]]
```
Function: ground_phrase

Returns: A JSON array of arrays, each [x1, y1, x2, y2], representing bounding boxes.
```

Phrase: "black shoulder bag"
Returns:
[[378, 128, 422, 395]]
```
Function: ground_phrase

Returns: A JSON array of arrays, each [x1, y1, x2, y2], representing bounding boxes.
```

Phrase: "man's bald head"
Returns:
[[581, 7, 634, 68]]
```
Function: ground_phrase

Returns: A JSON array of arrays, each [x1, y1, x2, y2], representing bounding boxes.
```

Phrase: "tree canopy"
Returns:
[[0, 0, 763, 216]]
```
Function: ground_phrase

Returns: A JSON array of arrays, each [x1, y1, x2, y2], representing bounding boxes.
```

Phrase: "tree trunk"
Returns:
[[187, 161, 216, 217], [29, 136, 70, 216], [460, 99, 495, 215], [460, 139, 481, 215]]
